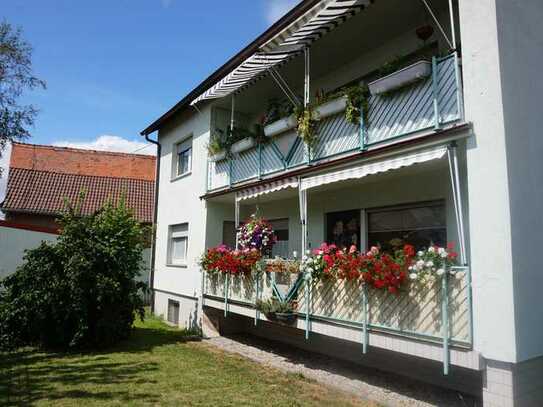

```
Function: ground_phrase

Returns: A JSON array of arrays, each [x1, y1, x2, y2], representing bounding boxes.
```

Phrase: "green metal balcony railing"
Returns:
[[207, 53, 463, 192], [203, 264, 472, 375]]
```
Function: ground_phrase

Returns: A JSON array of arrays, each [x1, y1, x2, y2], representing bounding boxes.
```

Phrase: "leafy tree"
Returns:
[[0, 198, 147, 350], [0, 21, 45, 175]]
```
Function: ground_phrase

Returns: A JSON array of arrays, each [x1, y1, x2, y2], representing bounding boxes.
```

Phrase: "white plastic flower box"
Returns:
[[208, 150, 227, 162], [264, 115, 297, 138], [315, 96, 347, 119], [231, 137, 256, 154], [368, 60, 431, 95]]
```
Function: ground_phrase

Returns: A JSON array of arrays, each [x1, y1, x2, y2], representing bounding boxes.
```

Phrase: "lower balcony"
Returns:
[[202, 141, 477, 374]]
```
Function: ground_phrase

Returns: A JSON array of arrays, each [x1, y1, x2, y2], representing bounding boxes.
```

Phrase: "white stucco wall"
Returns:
[[0, 225, 152, 284], [0, 226, 58, 279], [459, 0, 543, 364], [153, 106, 212, 303], [494, 0, 543, 363], [458, 0, 517, 363]]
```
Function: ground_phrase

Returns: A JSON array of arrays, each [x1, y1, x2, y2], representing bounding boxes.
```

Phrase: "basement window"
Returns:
[[167, 299, 180, 325]]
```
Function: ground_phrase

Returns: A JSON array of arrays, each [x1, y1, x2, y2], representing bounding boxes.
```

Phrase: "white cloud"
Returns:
[[0, 143, 12, 211], [53, 135, 156, 156], [265, 0, 300, 25]]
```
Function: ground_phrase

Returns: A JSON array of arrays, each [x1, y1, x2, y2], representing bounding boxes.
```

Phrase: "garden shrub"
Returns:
[[0, 198, 147, 350]]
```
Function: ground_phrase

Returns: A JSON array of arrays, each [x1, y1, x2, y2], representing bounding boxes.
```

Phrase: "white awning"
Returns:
[[236, 177, 299, 202], [300, 145, 448, 191], [191, 0, 371, 105], [261, 0, 371, 53], [191, 52, 296, 105]]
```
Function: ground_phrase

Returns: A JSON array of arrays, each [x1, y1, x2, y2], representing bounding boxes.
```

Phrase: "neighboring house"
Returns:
[[141, 1, 543, 405], [0, 142, 156, 282]]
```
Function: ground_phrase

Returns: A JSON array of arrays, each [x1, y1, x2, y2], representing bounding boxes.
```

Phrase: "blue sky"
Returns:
[[0, 0, 300, 198]]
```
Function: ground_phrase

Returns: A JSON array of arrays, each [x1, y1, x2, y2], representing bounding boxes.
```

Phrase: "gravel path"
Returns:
[[206, 334, 479, 407]]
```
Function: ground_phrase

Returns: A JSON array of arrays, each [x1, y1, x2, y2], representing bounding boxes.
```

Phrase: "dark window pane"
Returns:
[[177, 147, 192, 175], [367, 202, 446, 252], [222, 221, 236, 249], [326, 210, 360, 250], [368, 204, 445, 232]]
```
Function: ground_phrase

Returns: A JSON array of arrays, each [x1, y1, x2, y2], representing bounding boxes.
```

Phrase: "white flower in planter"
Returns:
[[417, 251, 424, 257], [428, 247, 436, 253], [426, 260, 434, 268], [436, 268, 445, 276], [409, 273, 418, 280]]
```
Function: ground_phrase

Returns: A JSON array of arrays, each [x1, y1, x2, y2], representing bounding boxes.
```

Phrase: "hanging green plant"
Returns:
[[343, 84, 370, 126], [295, 104, 318, 148], [207, 129, 227, 156]]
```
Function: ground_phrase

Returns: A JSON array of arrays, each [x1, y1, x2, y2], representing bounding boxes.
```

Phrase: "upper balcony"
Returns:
[[203, 0, 464, 193]]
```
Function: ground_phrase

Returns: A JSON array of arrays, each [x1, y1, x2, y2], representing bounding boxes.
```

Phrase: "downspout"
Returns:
[[145, 132, 161, 313]]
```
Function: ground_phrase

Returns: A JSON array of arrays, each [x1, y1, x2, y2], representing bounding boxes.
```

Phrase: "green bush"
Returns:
[[0, 198, 147, 350]]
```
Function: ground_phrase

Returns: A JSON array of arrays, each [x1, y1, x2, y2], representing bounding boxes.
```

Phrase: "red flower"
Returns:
[[403, 244, 415, 257]]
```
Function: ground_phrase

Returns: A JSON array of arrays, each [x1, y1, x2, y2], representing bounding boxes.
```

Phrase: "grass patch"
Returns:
[[0, 313, 376, 406]]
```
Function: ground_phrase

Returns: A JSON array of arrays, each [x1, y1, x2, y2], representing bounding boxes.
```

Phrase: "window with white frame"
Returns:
[[168, 223, 188, 265], [174, 137, 192, 177]]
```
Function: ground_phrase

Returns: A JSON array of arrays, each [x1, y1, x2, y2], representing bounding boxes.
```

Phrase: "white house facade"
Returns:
[[142, 1, 543, 405]]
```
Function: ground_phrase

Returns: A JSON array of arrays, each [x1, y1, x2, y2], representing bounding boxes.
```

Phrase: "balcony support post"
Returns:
[[304, 48, 310, 107], [441, 273, 450, 375], [305, 273, 311, 340], [299, 186, 307, 253], [447, 0, 457, 50], [229, 159, 233, 187], [359, 99, 367, 151], [447, 143, 467, 265], [230, 94, 235, 131], [254, 273, 260, 326], [234, 193, 240, 249], [304, 47, 311, 164], [432, 56, 440, 130], [362, 284, 368, 354], [224, 273, 229, 317], [299, 183, 311, 339], [258, 143, 262, 179]]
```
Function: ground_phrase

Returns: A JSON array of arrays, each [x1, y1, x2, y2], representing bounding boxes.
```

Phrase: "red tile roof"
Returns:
[[2, 143, 156, 223]]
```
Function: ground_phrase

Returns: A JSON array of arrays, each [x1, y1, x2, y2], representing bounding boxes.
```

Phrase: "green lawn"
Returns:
[[0, 314, 375, 406]]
